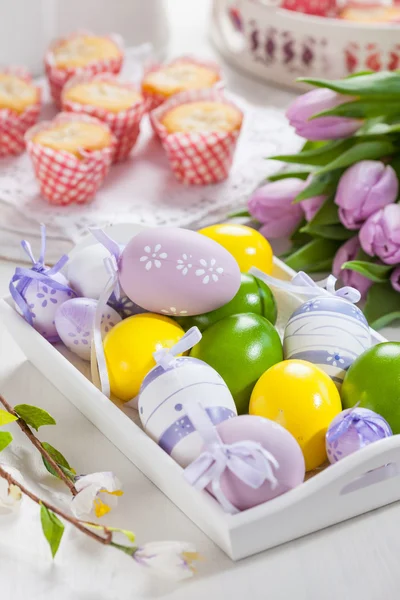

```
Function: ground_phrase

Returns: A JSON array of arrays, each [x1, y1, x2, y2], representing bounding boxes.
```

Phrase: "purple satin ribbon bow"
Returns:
[[9, 224, 73, 327], [249, 267, 361, 304], [326, 407, 391, 448], [153, 327, 202, 370], [184, 403, 279, 514]]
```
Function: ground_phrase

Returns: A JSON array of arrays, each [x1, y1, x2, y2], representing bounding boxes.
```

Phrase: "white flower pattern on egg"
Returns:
[[326, 349, 345, 368], [161, 307, 188, 316], [140, 244, 168, 271], [176, 254, 193, 276], [303, 299, 321, 311], [195, 258, 224, 284]]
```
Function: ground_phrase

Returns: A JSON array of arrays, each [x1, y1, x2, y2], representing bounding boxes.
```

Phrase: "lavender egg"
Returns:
[[119, 227, 241, 317], [55, 298, 121, 360], [326, 407, 392, 464], [211, 415, 305, 511], [17, 271, 74, 342]]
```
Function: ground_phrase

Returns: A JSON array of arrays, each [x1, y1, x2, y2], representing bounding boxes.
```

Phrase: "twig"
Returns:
[[0, 394, 77, 496], [0, 465, 111, 546]]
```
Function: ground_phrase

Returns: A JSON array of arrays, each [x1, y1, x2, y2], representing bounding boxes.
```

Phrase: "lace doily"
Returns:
[[0, 47, 302, 263]]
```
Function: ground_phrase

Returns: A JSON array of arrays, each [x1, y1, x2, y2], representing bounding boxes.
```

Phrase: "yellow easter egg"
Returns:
[[103, 313, 185, 402], [198, 224, 273, 274], [249, 359, 342, 471]]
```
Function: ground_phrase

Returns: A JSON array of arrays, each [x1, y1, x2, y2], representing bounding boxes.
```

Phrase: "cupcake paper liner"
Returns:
[[25, 112, 116, 206], [44, 31, 124, 107], [61, 73, 150, 163], [0, 67, 41, 158], [142, 55, 223, 111], [150, 88, 243, 186]]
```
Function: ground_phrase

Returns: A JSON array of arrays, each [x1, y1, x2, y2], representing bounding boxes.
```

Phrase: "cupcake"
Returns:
[[62, 74, 148, 162], [340, 4, 400, 21], [142, 57, 222, 109], [45, 32, 124, 106], [151, 89, 243, 185], [0, 68, 41, 158], [25, 112, 116, 205]]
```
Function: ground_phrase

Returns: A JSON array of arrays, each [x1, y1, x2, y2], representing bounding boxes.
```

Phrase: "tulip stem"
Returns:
[[0, 394, 77, 496], [0, 464, 112, 546]]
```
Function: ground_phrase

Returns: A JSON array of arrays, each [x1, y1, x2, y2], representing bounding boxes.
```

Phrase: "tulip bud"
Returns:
[[359, 204, 400, 265], [332, 236, 372, 299], [390, 266, 400, 292], [301, 195, 326, 222], [286, 88, 362, 141]]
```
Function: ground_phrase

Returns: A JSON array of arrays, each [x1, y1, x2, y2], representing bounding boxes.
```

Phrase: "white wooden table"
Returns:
[[1, 2, 400, 599]]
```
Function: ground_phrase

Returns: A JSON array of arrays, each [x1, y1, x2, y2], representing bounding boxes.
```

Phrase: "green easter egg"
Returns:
[[190, 313, 283, 414], [342, 342, 400, 433], [174, 273, 277, 332]]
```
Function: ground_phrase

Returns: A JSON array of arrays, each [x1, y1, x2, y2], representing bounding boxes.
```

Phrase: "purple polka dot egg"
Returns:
[[119, 227, 241, 317], [326, 407, 392, 464], [55, 298, 121, 361]]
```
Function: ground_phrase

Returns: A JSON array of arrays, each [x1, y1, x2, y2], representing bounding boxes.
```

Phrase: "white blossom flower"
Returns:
[[71, 472, 123, 519], [160, 307, 188, 315], [140, 245, 168, 271], [326, 349, 345, 368], [0, 465, 22, 513], [195, 258, 224, 284], [303, 299, 320, 311], [133, 541, 199, 580], [176, 254, 193, 276]]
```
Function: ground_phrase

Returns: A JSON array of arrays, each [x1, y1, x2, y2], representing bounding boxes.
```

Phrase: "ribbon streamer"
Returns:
[[153, 327, 202, 370], [249, 267, 361, 304], [326, 405, 391, 448], [9, 224, 74, 328], [184, 402, 280, 514]]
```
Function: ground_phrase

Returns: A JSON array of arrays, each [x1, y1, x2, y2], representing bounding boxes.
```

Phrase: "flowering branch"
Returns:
[[0, 394, 77, 496]]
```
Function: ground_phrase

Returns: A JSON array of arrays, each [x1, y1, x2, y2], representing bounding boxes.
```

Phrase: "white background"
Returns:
[[1, 1, 400, 599]]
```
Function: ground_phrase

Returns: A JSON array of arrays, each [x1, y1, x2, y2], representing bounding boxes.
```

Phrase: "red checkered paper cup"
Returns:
[[44, 31, 124, 107], [61, 73, 150, 163], [282, 0, 337, 16], [151, 89, 243, 186], [0, 67, 41, 158], [25, 113, 116, 206], [142, 56, 223, 111]]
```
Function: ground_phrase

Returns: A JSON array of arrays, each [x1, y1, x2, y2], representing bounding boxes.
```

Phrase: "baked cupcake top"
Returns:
[[161, 101, 243, 134], [63, 80, 143, 113], [32, 121, 112, 157], [340, 5, 400, 21], [0, 73, 39, 113], [53, 35, 121, 69], [142, 62, 220, 98]]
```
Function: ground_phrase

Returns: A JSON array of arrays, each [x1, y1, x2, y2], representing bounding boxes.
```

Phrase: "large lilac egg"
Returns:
[[55, 298, 121, 360], [326, 407, 392, 464], [210, 415, 305, 511], [17, 271, 74, 342], [119, 228, 241, 316]]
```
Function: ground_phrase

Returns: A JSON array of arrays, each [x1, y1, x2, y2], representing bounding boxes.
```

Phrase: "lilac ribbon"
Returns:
[[9, 224, 74, 326], [153, 327, 202, 370], [184, 403, 279, 514], [249, 267, 361, 304], [326, 406, 391, 449]]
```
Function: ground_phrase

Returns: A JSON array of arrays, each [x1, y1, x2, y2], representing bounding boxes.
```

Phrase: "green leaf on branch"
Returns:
[[0, 431, 13, 452], [41, 442, 76, 481], [342, 261, 393, 283], [298, 72, 400, 99], [0, 410, 18, 427], [284, 238, 341, 273], [40, 504, 65, 558], [315, 140, 396, 175], [294, 170, 342, 203], [271, 139, 354, 167], [14, 404, 56, 431], [364, 282, 400, 329], [301, 222, 354, 240], [268, 170, 311, 182]]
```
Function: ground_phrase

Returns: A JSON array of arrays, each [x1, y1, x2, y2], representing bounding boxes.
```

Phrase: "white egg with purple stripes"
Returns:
[[138, 356, 237, 467], [283, 296, 371, 386]]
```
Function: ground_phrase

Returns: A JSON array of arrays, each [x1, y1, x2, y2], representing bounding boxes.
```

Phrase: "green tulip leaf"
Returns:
[[41, 442, 75, 481], [0, 410, 18, 427], [227, 209, 251, 218], [284, 238, 341, 273], [268, 170, 311, 182], [306, 197, 340, 226], [271, 138, 354, 167], [301, 140, 329, 152], [311, 100, 400, 120], [294, 170, 343, 203], [301, 222, 354, 241], [342, 261, 393, 283], [40, 503, 65, 558], [315, 140, 395, 175], [364, 282, 400, 329], [0, 431, 13, 452], [299, 72, 400, 98], [14, 404, 56, 431]]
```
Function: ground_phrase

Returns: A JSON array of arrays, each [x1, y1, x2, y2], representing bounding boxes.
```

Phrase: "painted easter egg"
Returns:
[[250, 359, 342, 471], [118, 227, 241, 316], [55, 298, 121, 361], [16, 271, 75, 342], [325, 407, 392, 464], [139, 356, 237, 467], [103, 314, 185, 401], [283, 296, 371, 386], [209, 415, 305, 511]]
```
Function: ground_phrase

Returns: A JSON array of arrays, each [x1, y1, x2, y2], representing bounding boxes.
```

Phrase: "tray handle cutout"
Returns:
[[340, 462, 400, 496]]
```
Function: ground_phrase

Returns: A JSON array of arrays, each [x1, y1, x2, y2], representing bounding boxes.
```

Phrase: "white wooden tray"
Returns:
[[1, 223, 400, 561]]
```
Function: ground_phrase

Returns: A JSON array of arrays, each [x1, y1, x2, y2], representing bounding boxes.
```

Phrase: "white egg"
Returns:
[[67, 244, 112, 299]]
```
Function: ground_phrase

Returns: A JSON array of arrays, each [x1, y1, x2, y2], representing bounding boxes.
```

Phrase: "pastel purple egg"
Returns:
[[326, 407, 392, 464], [119, 227, 241, 317], [210, 415, 305, 511], [18, 271, 74, 342], [55, 298, 121, 361]]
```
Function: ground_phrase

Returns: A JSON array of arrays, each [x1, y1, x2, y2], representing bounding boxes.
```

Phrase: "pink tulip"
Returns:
[[332, 236, 372, 299], [359, 204, 400, 264], [301, 195, 325, 222], [390, 267, 400, 292]]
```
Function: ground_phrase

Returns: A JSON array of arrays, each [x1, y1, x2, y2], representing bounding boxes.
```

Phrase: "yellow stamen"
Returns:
[[101, 488, 124, 497], [182, 551, 201, 570], [94, 497, 111, 518]]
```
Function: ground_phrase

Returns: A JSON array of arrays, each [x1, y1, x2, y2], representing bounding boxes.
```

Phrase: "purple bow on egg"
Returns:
[[184, 403, 279, 514], [326, 407, 391, 448], [9, 224, 74, 327], [153, 327, 202, 370]]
